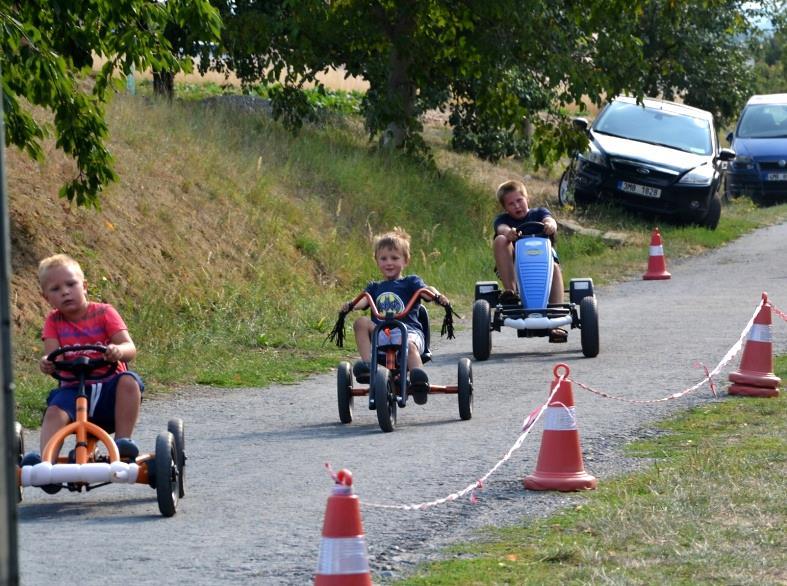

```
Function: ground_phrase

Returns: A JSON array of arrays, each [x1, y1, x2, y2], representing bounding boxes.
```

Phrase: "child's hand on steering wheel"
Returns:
[[104, 344, 123, 362]]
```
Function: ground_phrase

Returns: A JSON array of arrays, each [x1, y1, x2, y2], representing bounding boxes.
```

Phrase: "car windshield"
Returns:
[[593, 101, 713, 155], [737, 104, 787, 138]]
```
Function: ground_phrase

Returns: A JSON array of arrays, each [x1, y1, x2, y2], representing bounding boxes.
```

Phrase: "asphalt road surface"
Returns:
[[16, 221, 787, 585]]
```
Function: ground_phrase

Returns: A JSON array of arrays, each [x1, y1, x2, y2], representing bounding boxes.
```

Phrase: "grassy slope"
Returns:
[[8, 94, 787, 429]]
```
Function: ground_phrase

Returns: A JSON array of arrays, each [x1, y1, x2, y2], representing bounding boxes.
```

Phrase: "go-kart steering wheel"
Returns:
[[515, 221, 546, 237], [46, 344, 118, 384]]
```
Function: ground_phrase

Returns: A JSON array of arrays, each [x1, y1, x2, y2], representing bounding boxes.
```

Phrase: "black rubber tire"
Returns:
[[15, 421, 24, 502], [155, 431, 179, 517], [472, 299, 492, 361], [457, 358, 473, 421], [373, 367, 396, 433], [167, 418, 186, 499], [702, 193, 721, 230], [580, 296, 600, 358], [557, 168, 576, 207], [337, 361, 353, 424]]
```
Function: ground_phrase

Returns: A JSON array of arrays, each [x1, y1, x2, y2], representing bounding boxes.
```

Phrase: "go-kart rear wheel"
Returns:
[[580, 296, 600, 358], [472, 299, 492, 361], [457, 358, 473, 421], [15, 422, 24, 502], [155, 431, 179, 517], [337, 361, 353, 424], [167, 418, 186, 499], [373, 367, 396, 433]]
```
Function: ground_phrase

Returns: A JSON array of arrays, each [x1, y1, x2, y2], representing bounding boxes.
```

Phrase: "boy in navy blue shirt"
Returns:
[[340, 228, 449, 401]]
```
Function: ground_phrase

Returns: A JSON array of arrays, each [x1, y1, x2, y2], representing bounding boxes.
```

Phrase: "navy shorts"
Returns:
[[46, 371, 144, 434]]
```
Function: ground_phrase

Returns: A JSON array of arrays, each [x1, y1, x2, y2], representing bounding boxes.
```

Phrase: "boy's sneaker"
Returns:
[[410, 368, 430, 405], [20, 452, 62, 494], [115, 438, 139, 461], [353, 361, 371, 384]]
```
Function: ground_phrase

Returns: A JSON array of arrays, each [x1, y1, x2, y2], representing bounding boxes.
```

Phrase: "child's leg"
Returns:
[[40, 406, 70, 455], [353, 316, 375, 362], [493, 235, 517, 291], [406, 341, 424, 371], [549, 262, 565, 304], [114, 376, 142, 439]]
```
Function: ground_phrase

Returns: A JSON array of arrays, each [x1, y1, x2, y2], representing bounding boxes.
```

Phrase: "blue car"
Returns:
[[725, 94, 787, 205]]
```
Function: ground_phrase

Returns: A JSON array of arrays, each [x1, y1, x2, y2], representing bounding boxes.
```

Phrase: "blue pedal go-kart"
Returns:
[[472, 221, 599, 360], [330, 288, 472, 432]]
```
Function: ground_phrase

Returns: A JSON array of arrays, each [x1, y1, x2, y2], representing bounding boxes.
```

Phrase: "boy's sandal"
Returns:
[[499, 289, 520, 304], [549, 328, 568, 343]]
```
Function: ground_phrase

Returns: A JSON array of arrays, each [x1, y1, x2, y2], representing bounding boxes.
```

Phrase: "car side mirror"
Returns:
[[572, 117, 589, 132], [717, 147, 736, 161], [726, 131, 733, 144]]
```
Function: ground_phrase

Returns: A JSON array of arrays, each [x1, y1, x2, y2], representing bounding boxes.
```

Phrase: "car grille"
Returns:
[[759, 161, 787, 171], [609, 158, 678, 187]]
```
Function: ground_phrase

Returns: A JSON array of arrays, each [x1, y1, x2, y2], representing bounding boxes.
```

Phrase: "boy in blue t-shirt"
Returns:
[[493, 180, 566, 341], [340, 227, 449, 400]]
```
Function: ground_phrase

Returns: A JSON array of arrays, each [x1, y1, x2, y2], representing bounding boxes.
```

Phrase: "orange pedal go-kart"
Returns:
[[16, 345, 185, 517], [329, 288, 472, 432]]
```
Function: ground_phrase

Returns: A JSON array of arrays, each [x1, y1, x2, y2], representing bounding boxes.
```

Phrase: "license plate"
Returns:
[[766, 172, 787, 181], [618, 180, 661, 198]]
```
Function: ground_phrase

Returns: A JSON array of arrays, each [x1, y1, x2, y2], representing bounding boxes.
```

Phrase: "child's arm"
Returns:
[[39, 338, 60, 375], [106, 330, 137, 363], [542, 215, 558, 236], [341, 297, 369, 313]]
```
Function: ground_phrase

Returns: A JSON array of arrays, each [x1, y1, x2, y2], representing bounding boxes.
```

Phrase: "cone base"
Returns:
[[728, 370, 780, 388], [524, 471, 597, 492], [643, 272, 671, 280], [315, 574, 372, 586], [728, 383, 780, 398]]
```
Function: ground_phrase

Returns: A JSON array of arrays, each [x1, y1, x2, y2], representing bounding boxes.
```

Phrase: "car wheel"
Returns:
[[702, 193, 721, 230], [167, 418, 186, 499], [15, 422, 24, 502], [557, 168, 576, 207]]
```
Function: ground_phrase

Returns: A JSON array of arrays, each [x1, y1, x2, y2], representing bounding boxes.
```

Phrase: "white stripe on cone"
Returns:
[[543, 406, 577, 431], [748, 323, 772, 343], [317, 537, 370, 575], [649, 245, 664, 256]]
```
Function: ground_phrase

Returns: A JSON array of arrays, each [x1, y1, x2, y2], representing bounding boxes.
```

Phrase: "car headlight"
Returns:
[[732, 155, 754, 170], [577, 141, 608, 168], [678, 164, 714, 186]]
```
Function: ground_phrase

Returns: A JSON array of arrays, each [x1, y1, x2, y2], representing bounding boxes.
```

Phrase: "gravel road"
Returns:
[[16, 221, 787, 585]]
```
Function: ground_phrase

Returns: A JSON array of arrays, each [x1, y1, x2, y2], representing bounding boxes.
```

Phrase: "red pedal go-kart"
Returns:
[[16, 345, 185, 517], [330, 288, 472, 432], [472, 221, 600, 360]]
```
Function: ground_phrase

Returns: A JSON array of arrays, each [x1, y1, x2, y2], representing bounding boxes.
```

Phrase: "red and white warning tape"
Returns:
[[330, 295, 781, 511]]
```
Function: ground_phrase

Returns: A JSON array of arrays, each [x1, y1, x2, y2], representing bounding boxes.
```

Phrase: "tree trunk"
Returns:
[[153, 70, 175, 101], [378, 6, 416, 151]]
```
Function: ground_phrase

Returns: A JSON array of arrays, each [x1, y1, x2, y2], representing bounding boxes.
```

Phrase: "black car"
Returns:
[[558, 96, 736, 229]]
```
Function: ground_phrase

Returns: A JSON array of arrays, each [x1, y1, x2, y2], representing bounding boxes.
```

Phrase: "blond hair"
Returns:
[[496, 179, 528, 206], [38, 254, 84, 288], [373, 227, 412, 263]]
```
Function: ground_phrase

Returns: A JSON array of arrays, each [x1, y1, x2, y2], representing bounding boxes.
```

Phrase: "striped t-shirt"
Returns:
[[42, 302, 129, 375]]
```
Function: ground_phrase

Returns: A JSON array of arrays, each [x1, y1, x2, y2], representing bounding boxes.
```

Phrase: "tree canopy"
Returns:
[[213, 0, 781, 163], [1, 0, 221, 207]]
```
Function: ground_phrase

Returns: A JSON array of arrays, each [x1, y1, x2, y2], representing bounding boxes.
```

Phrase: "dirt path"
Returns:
[[16, 222, 787, 585]]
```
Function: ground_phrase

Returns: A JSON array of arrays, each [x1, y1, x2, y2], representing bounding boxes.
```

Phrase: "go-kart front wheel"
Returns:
[[457, 358, 473, 421], [472, 300, 492, 361], [167, 418, 186, 499], [373, 367, 396, 432], [15, 422, 24, 502], [580, 296, 600, 358], [155, 431, 179, 517], [336, 361, 353, 424]]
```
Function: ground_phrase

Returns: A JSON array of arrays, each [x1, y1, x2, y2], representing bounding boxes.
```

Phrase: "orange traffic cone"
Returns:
[[643, 227, 671, 280], [315, 469, 372, 586], [728, 292, 781, 398], [524, 364, 597, 491]]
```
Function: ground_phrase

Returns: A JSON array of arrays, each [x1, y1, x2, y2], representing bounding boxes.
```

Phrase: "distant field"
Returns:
[[93, 56, 369, 92]]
